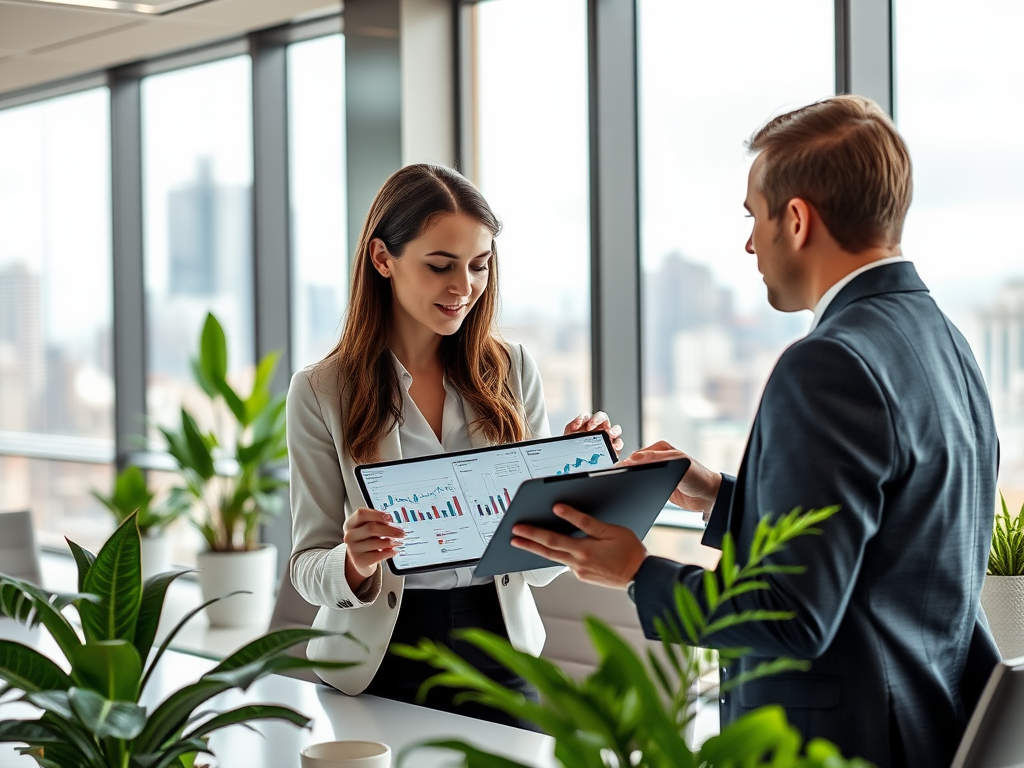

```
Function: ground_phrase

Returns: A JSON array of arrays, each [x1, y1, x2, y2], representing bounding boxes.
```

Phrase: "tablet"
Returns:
[[355, 431, 617, 575], [473, 457, 690, 578]]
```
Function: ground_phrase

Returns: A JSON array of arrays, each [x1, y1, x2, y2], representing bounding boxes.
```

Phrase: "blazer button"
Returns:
[[501, 574, 510, 586], [387, 591, 397, 608]]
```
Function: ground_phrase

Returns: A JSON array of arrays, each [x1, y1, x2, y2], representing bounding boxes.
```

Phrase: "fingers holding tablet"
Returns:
[[344, 508, 406, 584]]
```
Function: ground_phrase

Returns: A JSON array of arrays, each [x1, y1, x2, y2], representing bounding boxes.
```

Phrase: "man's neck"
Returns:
[[808, 245, 903, 308]]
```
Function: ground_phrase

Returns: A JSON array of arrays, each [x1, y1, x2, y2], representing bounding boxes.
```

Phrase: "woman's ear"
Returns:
[[369, 238, 392, 277]]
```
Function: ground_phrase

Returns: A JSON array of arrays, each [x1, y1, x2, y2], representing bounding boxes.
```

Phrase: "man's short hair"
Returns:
[[747, 94, 912, 254]]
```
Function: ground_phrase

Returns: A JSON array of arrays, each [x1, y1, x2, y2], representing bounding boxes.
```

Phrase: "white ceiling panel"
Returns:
[[0, 1, 137, 52], [173, 0, 337, 27], [0, 52, 99, 92], [38, 17, 232, 64]]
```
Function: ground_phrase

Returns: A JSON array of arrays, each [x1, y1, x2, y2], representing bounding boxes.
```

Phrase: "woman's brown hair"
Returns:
[[327, 163, 526, 464]]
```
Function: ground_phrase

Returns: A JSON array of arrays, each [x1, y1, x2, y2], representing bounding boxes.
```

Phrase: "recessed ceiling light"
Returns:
[[5, 0, 214, 14]]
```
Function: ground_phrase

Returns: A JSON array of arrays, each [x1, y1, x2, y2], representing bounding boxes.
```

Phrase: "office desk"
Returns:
[[0, 621, 556, 767]]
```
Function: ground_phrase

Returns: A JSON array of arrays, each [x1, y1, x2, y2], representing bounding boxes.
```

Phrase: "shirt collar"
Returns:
[[808, 256, 905, 333]]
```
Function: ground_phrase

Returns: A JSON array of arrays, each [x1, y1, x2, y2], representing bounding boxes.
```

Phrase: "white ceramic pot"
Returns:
[[140, 532, 173, 582], [980, 574, 1024, 660], [197, 544, 278, 628]]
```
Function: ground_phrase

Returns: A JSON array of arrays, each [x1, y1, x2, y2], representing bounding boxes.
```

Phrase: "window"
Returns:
[[288, 34, 348, 371], [0, 87, 115, 551], [469, 0, 591, 434], [638, 0, 835, 471], [141, 56, 255, 441], [895, 0, 1024, 504]]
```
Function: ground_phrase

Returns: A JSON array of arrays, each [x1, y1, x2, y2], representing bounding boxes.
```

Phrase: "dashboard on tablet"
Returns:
[[356, 431, 616, 575]]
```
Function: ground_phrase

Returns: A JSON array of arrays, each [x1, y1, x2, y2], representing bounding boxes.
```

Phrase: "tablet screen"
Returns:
[[356, 431, 616, 574]]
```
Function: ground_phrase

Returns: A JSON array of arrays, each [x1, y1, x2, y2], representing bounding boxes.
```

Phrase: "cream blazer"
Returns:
[[287, 343, 563, 694]]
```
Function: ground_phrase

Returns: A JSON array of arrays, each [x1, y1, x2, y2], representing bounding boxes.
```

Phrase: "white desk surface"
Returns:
[[0, 621, 556, 768]]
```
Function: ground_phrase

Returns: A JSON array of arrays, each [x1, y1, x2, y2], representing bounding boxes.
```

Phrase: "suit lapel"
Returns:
[[464, 401, 490, 449], [378, 422, 403, 462]]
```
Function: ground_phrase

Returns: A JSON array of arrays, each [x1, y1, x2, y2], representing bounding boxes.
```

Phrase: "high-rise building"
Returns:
[[0, 264, 43, 432]]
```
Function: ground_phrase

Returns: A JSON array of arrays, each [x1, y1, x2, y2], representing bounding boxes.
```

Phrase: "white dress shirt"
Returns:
[[391, 352, 494, 590], [808, 256, 905, 333]]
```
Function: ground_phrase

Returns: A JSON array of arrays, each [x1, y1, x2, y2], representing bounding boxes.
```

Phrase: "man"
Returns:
[[511, 95, 1000, 768]]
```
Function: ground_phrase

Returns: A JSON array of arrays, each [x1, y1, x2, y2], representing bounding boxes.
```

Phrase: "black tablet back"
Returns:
[[474, 457, 690, 578]]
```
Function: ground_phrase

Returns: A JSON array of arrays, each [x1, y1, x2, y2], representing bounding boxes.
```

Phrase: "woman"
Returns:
[[287, 164, 622, 727]]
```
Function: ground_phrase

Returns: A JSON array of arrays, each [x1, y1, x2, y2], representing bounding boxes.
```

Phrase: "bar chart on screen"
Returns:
[[378, 477, 466, 525]]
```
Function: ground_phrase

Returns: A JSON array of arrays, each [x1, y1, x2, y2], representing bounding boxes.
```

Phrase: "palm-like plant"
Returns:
[[157, 312, 288, 552], [394, 506, 874, 768], [987, 492, 1024, 576], [0, 513, 354, 768], [92, 465, 190, 537]]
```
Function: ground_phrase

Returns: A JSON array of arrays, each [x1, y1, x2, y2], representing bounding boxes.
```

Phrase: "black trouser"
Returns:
[[363, 583, 540, 730]]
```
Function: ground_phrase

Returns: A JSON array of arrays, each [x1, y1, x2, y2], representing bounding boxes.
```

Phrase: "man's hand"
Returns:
[[621, 440, 722, 520], [510, 504, 648, 589]]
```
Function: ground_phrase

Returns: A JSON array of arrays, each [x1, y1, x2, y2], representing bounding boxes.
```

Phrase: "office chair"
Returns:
[[268, 563, 321, 683], [0, 510, 43, 586], [950, 655, 1024, 768]]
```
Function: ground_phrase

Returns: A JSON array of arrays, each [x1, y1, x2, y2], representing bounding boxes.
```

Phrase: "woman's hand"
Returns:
[[563, 410, 624, 453], [343, 508, 405, 592]]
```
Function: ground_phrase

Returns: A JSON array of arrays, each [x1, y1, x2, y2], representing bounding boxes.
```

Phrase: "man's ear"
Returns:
[[786, 198, 813, 250], [369, 238, 392, 277]]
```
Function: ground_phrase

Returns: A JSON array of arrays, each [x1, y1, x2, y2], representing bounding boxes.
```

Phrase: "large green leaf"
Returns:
[[67, 686, 146, 739], [208, 627, 361, 675], [133, 738, 211, 768], [199, 313, 228, 385], [65, 539, 96, 593], [182, 704, 310, 741], [79, 514, 143, 644], [0, 639, 73, 692], [0, 576, 84, 658], [180, 410, 216, 480], [134, 568, 194, 666], [69, 640, 142, 701]]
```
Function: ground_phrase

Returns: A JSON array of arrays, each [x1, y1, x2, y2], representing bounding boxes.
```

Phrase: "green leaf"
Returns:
[[134, 568, 194, 665], [180, 410, 216, 480], [69, 640, 142, 701], [0, 576, 84, 658], [66, 686, 146, 739], [133, 738, 212, 768], [79, 513, 143, 643], [183, 704, 310, 741], [199, 313, 228, 385], [209, 627, 366, 675], [0, 639, 74, 692], [65, 539, 96, 593]]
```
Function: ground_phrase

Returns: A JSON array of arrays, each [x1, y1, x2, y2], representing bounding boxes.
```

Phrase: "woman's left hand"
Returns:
[[563, 410, 623, 453]]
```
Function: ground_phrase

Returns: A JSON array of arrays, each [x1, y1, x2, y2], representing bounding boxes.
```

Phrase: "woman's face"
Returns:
[[371, 211, 493, 341]]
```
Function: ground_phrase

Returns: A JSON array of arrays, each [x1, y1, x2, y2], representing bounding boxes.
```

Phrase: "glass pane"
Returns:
[[142, 57, 254, 440], [472, 0, 591, 433], [895, 0, 1024, 505], [638, 0, 834, 471], [0, 456, 114, 553], [0, 89, 113, 442], [288, 34, 348, 370]]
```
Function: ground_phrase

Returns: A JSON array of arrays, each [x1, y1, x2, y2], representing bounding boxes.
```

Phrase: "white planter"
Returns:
[[197, 544, 278, 628], [980, 574, 1024, 660], [140, 533, 173, 582]]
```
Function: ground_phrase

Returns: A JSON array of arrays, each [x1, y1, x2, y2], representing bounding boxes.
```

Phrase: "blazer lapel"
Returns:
[[464, 402, 491, 449], [378, 422, 403, 462]]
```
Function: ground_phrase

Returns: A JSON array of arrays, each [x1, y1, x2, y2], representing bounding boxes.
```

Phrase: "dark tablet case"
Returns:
[[473, 457, 691, 578]]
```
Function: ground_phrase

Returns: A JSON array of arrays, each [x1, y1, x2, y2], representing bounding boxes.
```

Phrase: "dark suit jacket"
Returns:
[[634, 261, 1000, 768]]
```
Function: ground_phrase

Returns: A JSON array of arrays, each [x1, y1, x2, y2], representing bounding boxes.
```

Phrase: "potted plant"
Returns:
[[393, 506, 874, 767], [0, 513, 354, 768], [157, 312, 288, 627], [980, 492, 1024, 659], [92, 465, 190, 581]]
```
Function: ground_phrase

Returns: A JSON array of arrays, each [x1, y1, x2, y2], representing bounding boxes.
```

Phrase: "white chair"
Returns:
[[0, 510, 43, 586], [268, 563, 321, 683], [950, 655, 1024, 767]]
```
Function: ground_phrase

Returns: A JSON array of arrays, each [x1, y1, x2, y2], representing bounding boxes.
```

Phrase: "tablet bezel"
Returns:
[[354, 430, 618, 576]]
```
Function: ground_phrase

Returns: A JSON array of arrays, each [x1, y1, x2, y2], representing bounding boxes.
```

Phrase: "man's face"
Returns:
[[743, 156, 805, 312]]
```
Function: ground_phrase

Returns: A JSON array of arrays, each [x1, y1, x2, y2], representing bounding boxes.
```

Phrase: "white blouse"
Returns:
[[390, 352, 494, 590]]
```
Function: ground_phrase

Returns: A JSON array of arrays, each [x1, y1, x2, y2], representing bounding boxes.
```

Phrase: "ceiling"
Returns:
[[0, 0, 341, 98]]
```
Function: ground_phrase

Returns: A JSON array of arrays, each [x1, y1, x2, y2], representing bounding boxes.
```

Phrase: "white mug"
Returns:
[[300, 740, 392, 768]]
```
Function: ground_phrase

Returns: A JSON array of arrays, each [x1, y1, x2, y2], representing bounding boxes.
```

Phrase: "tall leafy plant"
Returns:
[[157, 312, 288, 552], [92, 465, 190, 538], [988, 492, 1024, 576], [394, 506, 875, 767], [0, 513, 355, 768]]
